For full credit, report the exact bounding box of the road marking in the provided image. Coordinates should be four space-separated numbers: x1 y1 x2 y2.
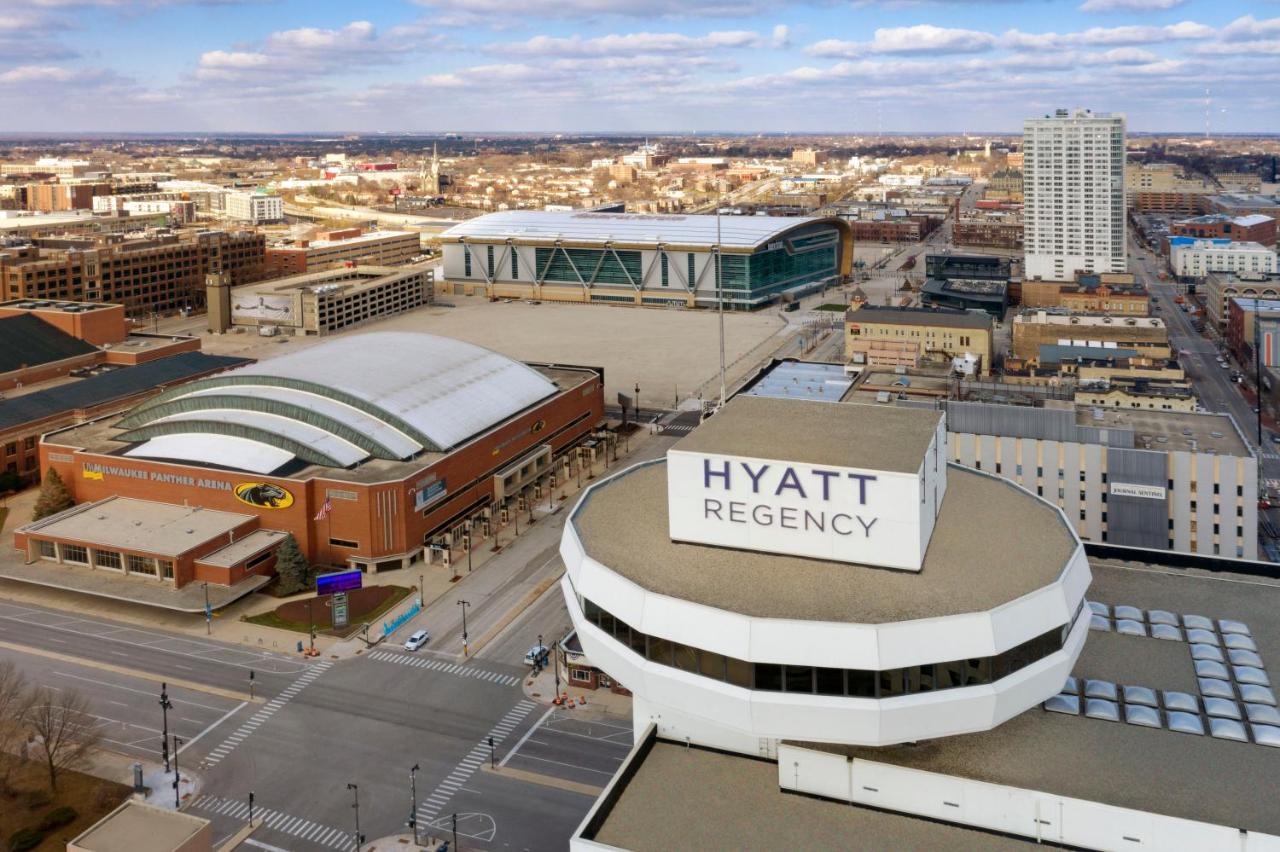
498 704 555 768
0 641 256 702
0 601 306 674
367 650 520 686
418 699 537 824
201 661 331 766
49 669 231 712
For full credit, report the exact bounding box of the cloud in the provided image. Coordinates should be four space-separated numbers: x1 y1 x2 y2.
413 0 772 22
265 20 377 52
1220 15 1280 41
808 25 997 58
1078 0 1185 12
496 30 763 57
0 65 78 83
771 24 790 49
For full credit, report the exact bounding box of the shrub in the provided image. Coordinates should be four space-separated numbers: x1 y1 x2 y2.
9 827 44 852
39 805 78 831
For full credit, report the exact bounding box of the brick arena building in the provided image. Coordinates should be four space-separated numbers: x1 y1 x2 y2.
28 332 604 585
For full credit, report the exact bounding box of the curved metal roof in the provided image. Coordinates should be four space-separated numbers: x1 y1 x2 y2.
125 434 295 474
440 211 841 250
118 332 559 471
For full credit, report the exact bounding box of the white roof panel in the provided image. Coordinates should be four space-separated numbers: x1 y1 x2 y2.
439 210 834 250
125 434 295 474
229 332 558 450
179 384 422 458
150 409 368 467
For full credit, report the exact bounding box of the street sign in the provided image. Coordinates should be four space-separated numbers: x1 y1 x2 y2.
332 592 349 629
316 569 362 596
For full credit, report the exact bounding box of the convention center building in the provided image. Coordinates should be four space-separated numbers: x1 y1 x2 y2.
19 332 604 586
438 210 853 309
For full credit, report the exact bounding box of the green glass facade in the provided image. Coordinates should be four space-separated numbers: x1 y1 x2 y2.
535 247 642 286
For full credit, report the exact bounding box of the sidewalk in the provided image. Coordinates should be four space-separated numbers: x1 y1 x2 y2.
523 662 634 718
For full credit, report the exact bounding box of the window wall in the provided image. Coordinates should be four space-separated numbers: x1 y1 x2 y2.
581 597 1073 699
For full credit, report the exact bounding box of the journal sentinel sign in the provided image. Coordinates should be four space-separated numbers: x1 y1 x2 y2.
666 450 931 572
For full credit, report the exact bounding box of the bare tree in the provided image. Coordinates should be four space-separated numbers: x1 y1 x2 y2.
26 687 100 793
0 661 33 792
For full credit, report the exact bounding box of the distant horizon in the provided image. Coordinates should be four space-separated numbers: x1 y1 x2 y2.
1 130 1277 141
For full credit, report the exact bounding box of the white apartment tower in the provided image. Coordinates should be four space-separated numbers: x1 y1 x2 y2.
1023 108 1126 281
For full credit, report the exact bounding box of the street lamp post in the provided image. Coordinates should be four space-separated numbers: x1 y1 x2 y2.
488 736 496 769
203 582 211 635
172 735 182 808
554 636 561 697
347 783 362 852
408 764 420 845
248 791 255 826
159 684 172 773
306 600 315 653
458 599 471 656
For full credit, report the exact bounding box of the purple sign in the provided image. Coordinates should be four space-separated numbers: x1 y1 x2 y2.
316 569 362 596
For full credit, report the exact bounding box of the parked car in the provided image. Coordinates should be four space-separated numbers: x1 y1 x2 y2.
524 644 550 667
405 629 430 651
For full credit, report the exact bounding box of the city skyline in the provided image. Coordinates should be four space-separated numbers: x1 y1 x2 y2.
0 0 1276 134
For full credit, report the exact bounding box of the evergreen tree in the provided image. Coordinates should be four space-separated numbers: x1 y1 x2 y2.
32 469 74 520
274 533 311 595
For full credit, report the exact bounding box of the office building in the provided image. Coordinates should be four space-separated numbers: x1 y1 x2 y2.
207 264 433 336
1171 214 1276 247
1012 311 1168 360
1169 237 1278 278
1204 271 1280 328
1226 297 1280 365
0 230 265 316
1023 109 1126 281
27 333 604 582
952 213 1023 250
919 254 1011 318
1021 274 1149 315
845 305 994 373
440 211 852 309
24 182 112 212
225 191 283 223
264 229 421 277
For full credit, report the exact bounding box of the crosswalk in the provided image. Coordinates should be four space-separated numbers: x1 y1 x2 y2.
661 423 695 436
189 795 349 850
366 650 521 686
203 660 332 766
417 699 538 825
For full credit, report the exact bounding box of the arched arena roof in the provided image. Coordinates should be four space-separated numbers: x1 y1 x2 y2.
440 210 847 251
116 332 559 473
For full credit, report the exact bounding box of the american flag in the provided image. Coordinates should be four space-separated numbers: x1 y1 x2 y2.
314 498 332 521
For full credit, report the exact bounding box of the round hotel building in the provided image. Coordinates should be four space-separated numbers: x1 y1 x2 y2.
559 395 1091 752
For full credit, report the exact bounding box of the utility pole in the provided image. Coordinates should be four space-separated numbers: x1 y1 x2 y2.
716 194 727 409
458 599 471 656
347 783 362 852
408 764 420 845
553 636 561 697
159 684 172 773
172 735 182 808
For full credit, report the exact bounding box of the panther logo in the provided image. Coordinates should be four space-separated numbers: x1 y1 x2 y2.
234 482 294 509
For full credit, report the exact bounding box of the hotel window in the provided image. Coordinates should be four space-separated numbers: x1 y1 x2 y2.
94 550 122 571
61 544 87 564
37 540 55 559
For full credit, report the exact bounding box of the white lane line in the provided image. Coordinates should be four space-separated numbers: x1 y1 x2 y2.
498 703 555 768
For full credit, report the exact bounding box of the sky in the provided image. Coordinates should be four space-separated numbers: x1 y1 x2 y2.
0 0 1277 134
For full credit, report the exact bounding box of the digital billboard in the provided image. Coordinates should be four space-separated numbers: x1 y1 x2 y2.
316 569 362 595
